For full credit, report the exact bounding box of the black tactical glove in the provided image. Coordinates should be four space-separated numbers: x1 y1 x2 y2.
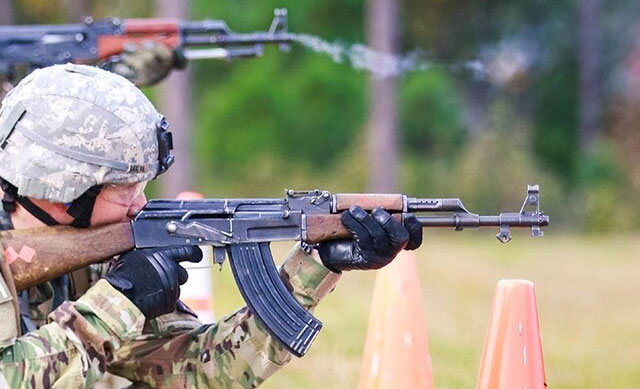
104 246 203 319
106 42 188 86
318 206 423 273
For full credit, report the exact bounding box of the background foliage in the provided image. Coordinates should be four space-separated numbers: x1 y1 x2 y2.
187 0 640 231
10 0 640 231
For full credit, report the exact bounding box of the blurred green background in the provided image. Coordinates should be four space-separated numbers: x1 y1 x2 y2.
6 0 640 387
10 0 640 231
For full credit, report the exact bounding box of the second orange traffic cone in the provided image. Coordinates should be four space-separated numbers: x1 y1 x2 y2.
476 279 547 389
358 250 434 389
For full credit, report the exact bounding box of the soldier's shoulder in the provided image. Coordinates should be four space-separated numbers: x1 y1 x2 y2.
0 250 18 349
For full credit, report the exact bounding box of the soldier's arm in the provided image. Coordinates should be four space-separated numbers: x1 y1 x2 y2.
107 244 341 388
0 280 145 388
103 42 186 87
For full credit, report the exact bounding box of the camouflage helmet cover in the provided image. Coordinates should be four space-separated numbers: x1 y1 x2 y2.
0 63 170 203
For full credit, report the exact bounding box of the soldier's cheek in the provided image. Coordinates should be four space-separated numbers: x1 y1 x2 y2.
89 201 131 226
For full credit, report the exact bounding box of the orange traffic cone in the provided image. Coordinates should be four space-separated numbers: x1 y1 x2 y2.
358 250 434 389
176 191 216 322
476 279 547 389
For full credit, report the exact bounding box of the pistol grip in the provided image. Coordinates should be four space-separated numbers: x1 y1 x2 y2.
228 243 322 357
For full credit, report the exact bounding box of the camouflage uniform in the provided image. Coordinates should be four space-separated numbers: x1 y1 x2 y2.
0 64 342 387
107 42 184 87
0 245 340 388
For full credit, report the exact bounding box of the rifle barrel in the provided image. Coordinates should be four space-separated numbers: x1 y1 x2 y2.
416 214 549 228
183 33 294 46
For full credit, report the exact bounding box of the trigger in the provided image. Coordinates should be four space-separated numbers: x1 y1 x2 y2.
213 247 226 265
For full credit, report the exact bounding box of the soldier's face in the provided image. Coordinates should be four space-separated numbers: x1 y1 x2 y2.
89 183 148 226
9 183 148 229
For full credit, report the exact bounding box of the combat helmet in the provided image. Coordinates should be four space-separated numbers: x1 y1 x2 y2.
0 63 173 227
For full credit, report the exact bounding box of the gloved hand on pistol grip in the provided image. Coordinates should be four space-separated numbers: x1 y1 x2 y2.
104 246 203 319
317 206 423 273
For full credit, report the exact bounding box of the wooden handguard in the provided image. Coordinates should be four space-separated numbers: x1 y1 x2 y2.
124 18 180 34
0 222 134 292
306 213 403 244
97 19 180 59
333 193 404 212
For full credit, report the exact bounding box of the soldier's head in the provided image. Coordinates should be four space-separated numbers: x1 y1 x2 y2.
0 64 173 228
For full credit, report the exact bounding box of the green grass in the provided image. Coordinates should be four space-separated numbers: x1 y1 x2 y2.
208 234 640 388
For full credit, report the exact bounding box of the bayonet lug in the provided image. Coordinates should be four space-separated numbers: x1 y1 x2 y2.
497 224 512 243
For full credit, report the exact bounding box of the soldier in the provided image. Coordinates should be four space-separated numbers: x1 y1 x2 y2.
0 64 422 387
0 42 184 100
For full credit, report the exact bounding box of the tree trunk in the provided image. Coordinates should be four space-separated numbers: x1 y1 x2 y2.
0 0 14 24
578 0 601 149
366 0 399 192
156 0 194 197
0 0 14 96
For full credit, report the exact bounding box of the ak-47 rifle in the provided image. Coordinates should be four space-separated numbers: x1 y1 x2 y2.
0 9 292 80
1 185 549 357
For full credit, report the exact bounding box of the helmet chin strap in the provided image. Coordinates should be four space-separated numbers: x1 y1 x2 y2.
66 185 102 228
0 177 101 228
14 196 60 226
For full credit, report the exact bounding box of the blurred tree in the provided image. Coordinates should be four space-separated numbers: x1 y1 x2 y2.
532 55 580 184
578 0 602 149
366 0 398 192
399 70 465 161
0 0 15 24
0 0 15 96
156 0 194 197
189 0 367 195
610 23 640 193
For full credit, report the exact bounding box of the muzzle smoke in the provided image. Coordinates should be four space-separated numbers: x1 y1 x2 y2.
291 33 489 80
